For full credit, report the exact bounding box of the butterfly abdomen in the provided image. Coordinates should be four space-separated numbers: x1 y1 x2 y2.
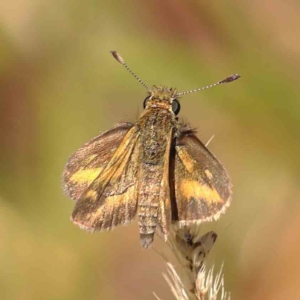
137 109 174 248
138 200 159 248
137 161 163 248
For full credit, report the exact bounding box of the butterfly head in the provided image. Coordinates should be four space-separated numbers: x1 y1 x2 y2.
143 86 181 115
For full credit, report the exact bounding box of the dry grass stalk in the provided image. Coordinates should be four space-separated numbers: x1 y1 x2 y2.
155 225 230 300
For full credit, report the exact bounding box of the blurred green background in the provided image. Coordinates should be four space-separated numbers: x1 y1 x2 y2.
1 1 300 299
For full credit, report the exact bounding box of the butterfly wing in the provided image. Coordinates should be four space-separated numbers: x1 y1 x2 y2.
173 131 232 226
155 129 173 240
63 122 134 201
70 125 140 231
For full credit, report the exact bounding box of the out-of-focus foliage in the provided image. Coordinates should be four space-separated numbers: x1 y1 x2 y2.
1 1 300 299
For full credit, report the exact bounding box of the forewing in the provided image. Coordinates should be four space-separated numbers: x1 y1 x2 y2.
174 132 232 225
71 126 140 231
63 122 134 201
156 129 173 240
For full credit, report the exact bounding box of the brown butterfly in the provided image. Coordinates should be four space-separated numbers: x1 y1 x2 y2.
63 51 240 248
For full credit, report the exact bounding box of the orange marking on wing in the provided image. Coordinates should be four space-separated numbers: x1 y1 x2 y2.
180 180 223 204
176 147 194 173
85 189 98 200
205 169 213 180
89 185 136 222
70 168 102 185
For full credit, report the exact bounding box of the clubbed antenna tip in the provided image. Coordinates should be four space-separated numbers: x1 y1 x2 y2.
111 51 125 64
176 73 241 97
110 50 151 92
219 74 241 84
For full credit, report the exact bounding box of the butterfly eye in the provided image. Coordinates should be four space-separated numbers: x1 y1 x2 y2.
143 96 150 109
172 99 181 115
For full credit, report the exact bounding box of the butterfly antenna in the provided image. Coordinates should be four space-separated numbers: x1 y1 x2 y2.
176 74 241 97
111 51 152 92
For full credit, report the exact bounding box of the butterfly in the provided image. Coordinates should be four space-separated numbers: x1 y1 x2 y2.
62 51 240 248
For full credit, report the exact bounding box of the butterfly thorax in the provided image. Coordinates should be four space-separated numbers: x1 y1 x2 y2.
138 101 176 165
138 86 178 164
